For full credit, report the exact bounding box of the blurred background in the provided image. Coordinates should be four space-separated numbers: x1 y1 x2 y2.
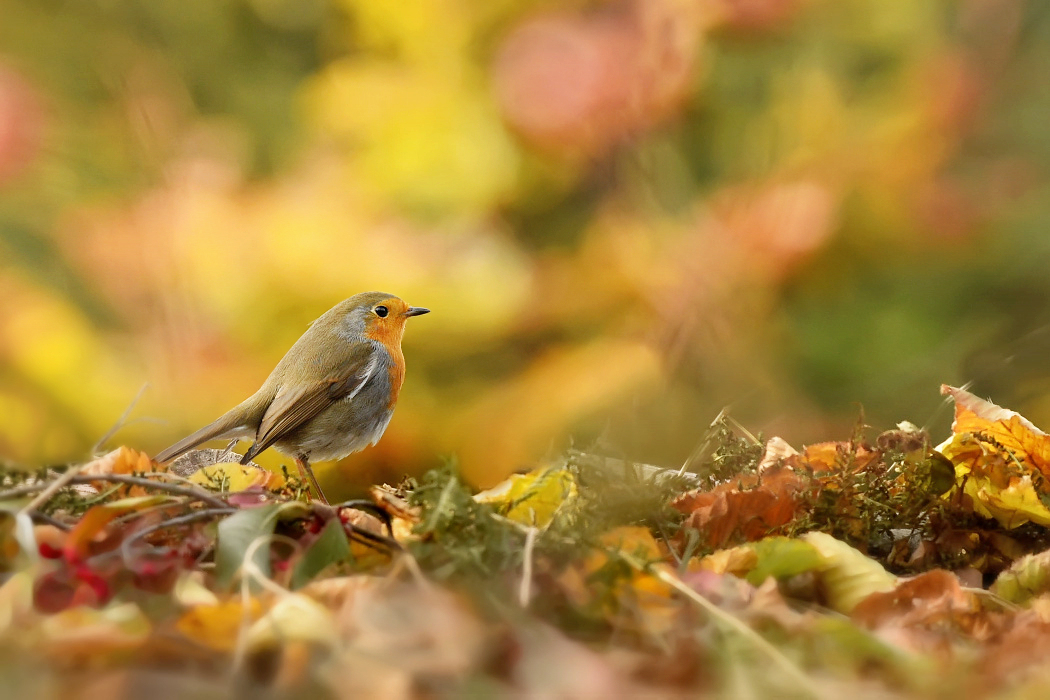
1 0 1048 495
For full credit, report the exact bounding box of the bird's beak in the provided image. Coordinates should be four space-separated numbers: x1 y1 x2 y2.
403 306 430 317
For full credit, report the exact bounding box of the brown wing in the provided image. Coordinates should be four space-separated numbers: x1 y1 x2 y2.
240 356 377 463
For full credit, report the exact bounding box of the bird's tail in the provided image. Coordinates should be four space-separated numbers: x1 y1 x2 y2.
154 409 249 464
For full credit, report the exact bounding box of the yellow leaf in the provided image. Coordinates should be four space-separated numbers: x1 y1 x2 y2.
939 385 1050 528
598 526 665 561
189 462 286 492
474 466 577 528
246 594 338 649
695 545 758 576
175 599 263 652
803 532 897 614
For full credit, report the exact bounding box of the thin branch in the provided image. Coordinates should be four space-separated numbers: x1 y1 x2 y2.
120 507 236 563
93 383 150 454
28 511 72 531
519 526 537 608
0 474 230 510
344 522 402 552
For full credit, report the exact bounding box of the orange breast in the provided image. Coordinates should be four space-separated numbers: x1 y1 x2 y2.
365 321 406 409
385 345 405 409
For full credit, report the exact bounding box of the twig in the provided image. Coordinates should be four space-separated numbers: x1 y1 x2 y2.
93 383 150 453
28 511 72 532
0 474 230 510
622 554 825 700
343 522 402 552
519 526 537 608
964 586 1021 612
120 507 236 563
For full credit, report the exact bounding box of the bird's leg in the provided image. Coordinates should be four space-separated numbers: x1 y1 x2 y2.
295 455 328 505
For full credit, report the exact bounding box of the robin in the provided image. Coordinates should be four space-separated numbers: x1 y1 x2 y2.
154 291 430 503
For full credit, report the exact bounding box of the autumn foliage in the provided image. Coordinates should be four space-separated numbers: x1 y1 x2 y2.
0 386 1050 695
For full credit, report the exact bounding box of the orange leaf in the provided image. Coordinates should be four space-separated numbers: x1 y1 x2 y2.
63 497 169 562
81 446 166 497
673 464 806 549
940 385 1050 527
851 569 998 647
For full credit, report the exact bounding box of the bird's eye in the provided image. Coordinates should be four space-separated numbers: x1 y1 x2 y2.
373 305 389 318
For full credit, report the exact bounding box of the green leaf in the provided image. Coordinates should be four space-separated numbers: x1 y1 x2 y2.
215 504 282 591
802 532 897 614
291 519 351 590
991 549 1050 605
745 536 824 586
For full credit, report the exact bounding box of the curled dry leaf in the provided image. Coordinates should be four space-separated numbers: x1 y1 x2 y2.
939 385 1050 528
81 446 156 479
369 485 421 543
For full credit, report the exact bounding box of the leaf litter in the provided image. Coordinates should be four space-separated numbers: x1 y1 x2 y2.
6 386 1050 696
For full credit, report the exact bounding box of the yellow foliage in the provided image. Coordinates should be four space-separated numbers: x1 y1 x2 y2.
176 598 264 652
474 465 577 528
940 386 1050 528
190 462 287 493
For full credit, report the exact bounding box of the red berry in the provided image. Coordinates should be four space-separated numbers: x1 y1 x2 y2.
38 542 62 559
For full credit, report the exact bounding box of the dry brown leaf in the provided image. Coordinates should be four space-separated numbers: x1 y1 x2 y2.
852 569 1003 650
673 464 807 549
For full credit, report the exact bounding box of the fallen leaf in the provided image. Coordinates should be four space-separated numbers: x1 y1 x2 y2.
746 536 826 587
474 465 577 529
852 569 1000 649
803 531 897 614
175 598 263 652
63 496 172 563
291 518 351 590
246 593 338 648
991 549 1050 605
673 464 806 548
939 385 1050 528
82 447 163 496
189 462 286 492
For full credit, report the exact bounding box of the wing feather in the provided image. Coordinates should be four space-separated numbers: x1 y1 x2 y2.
240 354 378 463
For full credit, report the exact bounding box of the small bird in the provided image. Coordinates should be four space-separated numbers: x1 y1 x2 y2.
154 292 430 503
